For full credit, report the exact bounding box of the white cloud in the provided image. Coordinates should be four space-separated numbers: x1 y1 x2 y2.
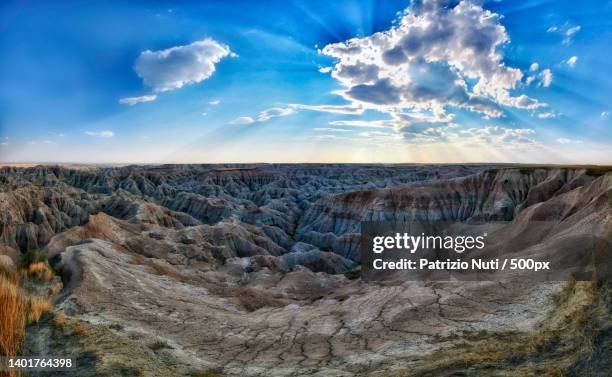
555 138 582 145
537 111 556 119
539 69 553 87
565 56 578 68
314 134 342 141
453 126 538 148
509 94 547 110
134 38 231 92
318 67 332 73
525 76 536 85
313 128 351 132
256 107 294 121
289 103 365 115
84 130 114 138
209 100 220 105
529 62 539 72
547 24 580 44
566 25 581 37
601 111 610 118
27 140 57 145
119 94 157 106
316 0 544 120
230 107 295 125
329 120 394 129
396 123 539 147
0 142 8 146
228 117 255 125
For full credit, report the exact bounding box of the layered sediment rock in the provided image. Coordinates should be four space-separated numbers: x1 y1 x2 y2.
0 164 609 376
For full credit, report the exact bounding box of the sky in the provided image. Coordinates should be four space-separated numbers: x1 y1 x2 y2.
0 0 611 164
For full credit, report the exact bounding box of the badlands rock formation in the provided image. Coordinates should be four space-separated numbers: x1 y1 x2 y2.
0 164 610 376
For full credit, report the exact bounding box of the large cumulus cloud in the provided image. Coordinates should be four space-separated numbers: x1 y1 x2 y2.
319 0 544 118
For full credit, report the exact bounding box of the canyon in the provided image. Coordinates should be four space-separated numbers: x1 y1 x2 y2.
0 164 610 376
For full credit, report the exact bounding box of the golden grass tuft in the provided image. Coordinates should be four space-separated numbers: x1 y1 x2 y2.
0 276 27 357
0 260 54 370
0 260 19 284
27 297 52 323
25 261 54 281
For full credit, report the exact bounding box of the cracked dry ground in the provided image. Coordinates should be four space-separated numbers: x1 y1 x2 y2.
1 164 610 376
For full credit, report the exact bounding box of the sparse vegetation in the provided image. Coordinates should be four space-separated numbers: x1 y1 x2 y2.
0 275 27 358
148 340 172 351
190 368 224 377
375 281 611 377
18 249 47 268
25 261 54 281
0 254 54 374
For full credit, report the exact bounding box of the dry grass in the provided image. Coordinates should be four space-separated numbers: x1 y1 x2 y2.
377 281 610 377
27 297 52 323
25 262 54 281
191 369 224 377
0 260 53 368
0 276 27 357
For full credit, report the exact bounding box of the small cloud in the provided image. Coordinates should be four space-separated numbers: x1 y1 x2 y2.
525 76 536 85
566 25 581 37
84 130 114 138
314 134 339 140
556 137 582 145
0 142 8 146
134 38 231 93
256 107 294 122
201 112 208 116
548 24 581 44
230 107 295 125
601 111 610 118
318 67 332 73
565 56 578 68
119 95 157 106
539 69 553 87
529 62 539 72
208 100 220 105
537 112 556 119
228 116 255 125
314 128 351 132
563 25 581 44
289 103 365 115
27 140 57 145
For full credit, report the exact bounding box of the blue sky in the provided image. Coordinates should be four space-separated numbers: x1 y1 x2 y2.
0 0 611 163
